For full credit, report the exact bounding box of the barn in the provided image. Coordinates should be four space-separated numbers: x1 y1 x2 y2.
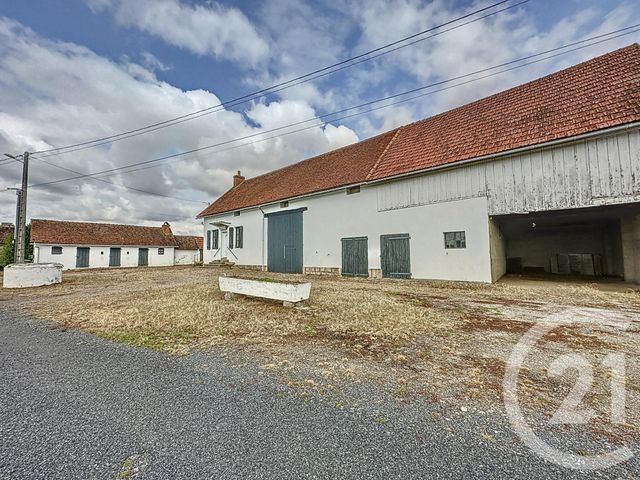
31 219 202 270
197 45 640 284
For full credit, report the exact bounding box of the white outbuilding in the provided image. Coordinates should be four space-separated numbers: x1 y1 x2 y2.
197 45 640 284
31 219 202 270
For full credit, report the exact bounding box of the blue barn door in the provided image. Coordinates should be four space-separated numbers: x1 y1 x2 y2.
341 237 368 277
109 247 121 267
267 209 304 273
380 234 411 278
138 248 149 266
76 247 90 268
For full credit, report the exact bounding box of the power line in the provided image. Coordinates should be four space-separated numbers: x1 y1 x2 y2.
32 1 530 160
0 156 23 166
31 0 518 157
33 156 208 204
28 26 640 190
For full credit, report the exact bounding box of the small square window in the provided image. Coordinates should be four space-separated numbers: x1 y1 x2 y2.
51 246 62 255
158 248 165 255
346 185 360 195
280 201 289 208
444 231 466 249
234 211 240 217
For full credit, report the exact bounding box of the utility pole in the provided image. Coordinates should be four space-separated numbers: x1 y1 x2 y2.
15 152 29 263
14 189 22 257
5 152 29 263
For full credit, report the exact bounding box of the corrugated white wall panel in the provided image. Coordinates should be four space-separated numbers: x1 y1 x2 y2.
377 127 640 215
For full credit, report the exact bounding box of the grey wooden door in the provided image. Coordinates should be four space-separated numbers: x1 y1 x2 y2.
76 247 90 268
341 237 368 277
109 247 121 267
380 234 411 278
267 210 303 273
138 248 149 266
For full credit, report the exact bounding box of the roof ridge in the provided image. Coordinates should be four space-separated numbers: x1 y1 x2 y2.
366 128 402 181
31 218 164 229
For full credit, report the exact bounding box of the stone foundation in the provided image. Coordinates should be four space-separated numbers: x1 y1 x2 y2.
304 266 341 276
368 268 383 279
234 265 267 271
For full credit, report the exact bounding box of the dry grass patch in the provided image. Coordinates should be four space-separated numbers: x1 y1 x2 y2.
2 266 639 440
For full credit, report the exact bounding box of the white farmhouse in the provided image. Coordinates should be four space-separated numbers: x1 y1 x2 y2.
198 45 640 284
31 219 202 270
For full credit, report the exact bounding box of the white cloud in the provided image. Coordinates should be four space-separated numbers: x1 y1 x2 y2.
0 17 358 234
140 51 172 72
344 0 640 132
87 0 270 67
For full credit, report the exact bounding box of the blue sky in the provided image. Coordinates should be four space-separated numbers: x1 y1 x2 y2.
0 0 638 233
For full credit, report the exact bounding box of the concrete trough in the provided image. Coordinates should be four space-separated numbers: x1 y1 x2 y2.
3 263 63 289
219 276 311 307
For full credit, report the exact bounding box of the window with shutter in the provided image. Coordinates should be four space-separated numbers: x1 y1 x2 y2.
235 226 243 248
212 230 219 249
206 231 211 250
228 227 234 249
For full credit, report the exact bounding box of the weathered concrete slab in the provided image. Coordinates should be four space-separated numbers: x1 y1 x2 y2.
219 276 310 306
3 263 63 289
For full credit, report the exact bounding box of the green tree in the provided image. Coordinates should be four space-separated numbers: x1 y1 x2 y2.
0 231 14 268
0 224 32 267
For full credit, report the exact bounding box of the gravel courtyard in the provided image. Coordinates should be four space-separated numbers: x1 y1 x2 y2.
1 266 639 478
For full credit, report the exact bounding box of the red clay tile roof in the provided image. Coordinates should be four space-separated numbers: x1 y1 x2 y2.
31 219 179 247
368 44 640 180
174 235 203 250
198 44 640 217
197 129 399 217
0 224 13 244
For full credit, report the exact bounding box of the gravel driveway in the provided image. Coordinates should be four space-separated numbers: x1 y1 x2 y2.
0 310 637 479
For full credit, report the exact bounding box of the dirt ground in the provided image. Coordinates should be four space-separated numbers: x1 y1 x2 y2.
2 266 639 442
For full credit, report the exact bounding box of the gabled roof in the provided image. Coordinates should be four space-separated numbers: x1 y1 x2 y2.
198 44 640 218
31 219 179 247
174 235 203 250
197 130 398 217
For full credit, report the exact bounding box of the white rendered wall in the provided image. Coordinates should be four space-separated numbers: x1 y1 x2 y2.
175 249 200 265
203 184 492 282
35 245 175 270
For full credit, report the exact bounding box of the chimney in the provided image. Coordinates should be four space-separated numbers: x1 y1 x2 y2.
233 170 245 188
161 222 172 236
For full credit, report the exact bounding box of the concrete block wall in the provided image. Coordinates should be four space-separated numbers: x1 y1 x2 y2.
3 263 63 288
